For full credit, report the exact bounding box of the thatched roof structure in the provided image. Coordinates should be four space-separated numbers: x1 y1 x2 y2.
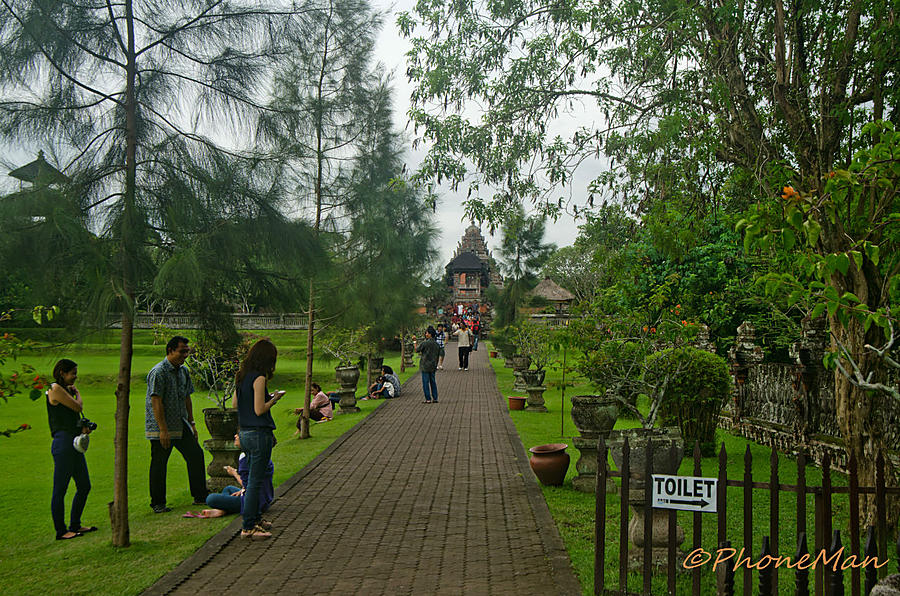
529 277 575 303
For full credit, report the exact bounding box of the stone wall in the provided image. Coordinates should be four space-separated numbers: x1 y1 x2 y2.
721 318 899 473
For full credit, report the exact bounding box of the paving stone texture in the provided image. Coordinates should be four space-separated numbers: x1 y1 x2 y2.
145 347 581 595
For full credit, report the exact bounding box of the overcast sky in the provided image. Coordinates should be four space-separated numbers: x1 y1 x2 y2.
372 0 586 269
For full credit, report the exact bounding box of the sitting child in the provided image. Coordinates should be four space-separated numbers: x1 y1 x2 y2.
368 375 395 399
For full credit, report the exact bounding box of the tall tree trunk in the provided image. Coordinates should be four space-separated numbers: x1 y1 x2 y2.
831 310 896 524
301 282 314 439
110 0 137 547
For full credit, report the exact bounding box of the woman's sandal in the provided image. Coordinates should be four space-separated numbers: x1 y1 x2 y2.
74 526 97 533
240 524 272 540
56 531 83 540
259 519 273 530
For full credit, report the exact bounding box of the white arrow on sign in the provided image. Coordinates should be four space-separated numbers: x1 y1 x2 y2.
651 474 718 513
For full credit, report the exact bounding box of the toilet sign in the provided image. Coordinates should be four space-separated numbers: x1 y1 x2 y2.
651 474 717 513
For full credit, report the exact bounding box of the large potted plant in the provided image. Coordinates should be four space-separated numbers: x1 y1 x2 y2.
515 321 555 411
320 326 366 414
187 337 245 492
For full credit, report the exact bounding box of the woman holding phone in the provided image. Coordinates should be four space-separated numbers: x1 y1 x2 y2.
233 339 284 539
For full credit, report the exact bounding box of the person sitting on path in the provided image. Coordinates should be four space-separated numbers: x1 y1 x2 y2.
453 322 473 370
381 365 401 397
413 326 440 404
47 359 97 540
294 383 333 433
192 433 275 519
367 375 396 399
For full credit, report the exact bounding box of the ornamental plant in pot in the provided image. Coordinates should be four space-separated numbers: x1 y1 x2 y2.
516 321 557 411
320 325 367 414
188 334 252 491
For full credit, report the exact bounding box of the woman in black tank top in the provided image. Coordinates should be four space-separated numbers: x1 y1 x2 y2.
47 359 95 540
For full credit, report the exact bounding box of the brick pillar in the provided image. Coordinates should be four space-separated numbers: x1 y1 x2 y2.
727 321 764 422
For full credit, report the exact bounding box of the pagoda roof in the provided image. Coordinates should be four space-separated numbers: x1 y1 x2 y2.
529 277 575 302
447 251 484 271
8 151 68 185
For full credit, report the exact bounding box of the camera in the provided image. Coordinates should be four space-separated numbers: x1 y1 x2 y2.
81 418 98 432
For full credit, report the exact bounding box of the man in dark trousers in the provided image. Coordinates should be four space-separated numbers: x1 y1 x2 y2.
145 336 207 513
414 326 441 404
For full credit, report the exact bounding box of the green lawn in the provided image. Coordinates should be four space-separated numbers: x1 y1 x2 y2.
0 332 413 595
486 342 862 595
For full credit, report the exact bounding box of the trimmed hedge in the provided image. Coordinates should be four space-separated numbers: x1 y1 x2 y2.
646 346 731 455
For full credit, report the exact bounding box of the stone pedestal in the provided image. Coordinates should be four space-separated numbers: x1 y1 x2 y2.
204 439 240 492
627 505 686 570
572 435 616 493
336 388 360 414
335 365 361 414
525 385 548 412
608 427 686 569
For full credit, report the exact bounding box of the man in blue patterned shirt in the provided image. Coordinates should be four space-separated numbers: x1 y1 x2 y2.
145 336 207 513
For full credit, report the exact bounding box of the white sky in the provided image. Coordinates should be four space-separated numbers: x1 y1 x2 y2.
372 0 587 268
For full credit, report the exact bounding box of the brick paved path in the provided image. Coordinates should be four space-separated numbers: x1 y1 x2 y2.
145 347 581 595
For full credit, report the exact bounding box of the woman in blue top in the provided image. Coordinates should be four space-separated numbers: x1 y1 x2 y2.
233 339 284 539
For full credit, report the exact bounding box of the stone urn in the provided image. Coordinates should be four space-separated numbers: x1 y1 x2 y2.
608 427 685 569
512 355 531 390
522 368 546 387
203 407 240 492
525 384 548 412
528 443 570 486
570 394 620 493
334 365 361 414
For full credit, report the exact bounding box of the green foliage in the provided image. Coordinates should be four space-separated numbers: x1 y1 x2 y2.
514 320 557 371
0 308 55 408
646 347 731 455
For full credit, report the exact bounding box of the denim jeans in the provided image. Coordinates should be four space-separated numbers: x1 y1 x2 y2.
421 371 438 402
149 420 207 507
238 427 274 530
206 486 242 514
51 431 91 537
472 335 479 350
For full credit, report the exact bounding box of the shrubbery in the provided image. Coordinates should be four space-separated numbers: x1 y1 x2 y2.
646 346 731 455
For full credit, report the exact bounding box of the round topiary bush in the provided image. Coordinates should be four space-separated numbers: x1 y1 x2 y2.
645 346 731 456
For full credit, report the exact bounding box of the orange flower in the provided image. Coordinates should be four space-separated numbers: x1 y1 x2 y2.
643 326 648 332
781 186 799 200
650 327 656 334
682 320 688 325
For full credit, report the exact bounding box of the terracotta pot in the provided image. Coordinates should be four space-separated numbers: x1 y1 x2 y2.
528 443 570 486
508 396 526 410
490 350 498 358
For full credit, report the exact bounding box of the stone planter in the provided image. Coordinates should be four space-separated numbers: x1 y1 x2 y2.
202 407 240 492
528 443 570 486
334 365 361 414
522 368 546 387
570 394 620 493
503 355 515 368
508 396 526 410
608 427 685 569
512 355 531 391
525 385 548 412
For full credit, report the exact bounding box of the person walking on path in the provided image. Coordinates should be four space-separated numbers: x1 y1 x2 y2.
47 359 97 540
454 322 473 370
146 336 207 513
435 323 447 369
414 326 440 403
234 338 285 539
